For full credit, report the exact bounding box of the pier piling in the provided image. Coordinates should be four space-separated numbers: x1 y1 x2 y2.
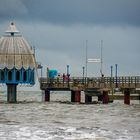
102 91 109 104
71 90 81 103
85 95 92 103
124 89 130 105
44 90 50 102
7 84 17 103
98 95 103 102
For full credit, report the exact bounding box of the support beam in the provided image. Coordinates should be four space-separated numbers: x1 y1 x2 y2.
7 84 17 103
85 94 92 103
102 91 109 104
124 89 130 105
45 90 50 102
71 90 81 103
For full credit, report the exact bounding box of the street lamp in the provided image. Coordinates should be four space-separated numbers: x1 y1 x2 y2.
110 65 114 100
67 65 69 76
66 65 70 87
115 64 118 88
111 65 113 78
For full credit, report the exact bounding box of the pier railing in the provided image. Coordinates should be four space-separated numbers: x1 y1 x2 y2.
39 76 140 90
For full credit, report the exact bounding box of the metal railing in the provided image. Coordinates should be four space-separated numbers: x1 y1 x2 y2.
39 76 140 90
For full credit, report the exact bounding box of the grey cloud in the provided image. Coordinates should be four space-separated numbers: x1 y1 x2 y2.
0 0 139 76
0 0 28 21
22 0 140 26
20 22 139 76
0 0 140 26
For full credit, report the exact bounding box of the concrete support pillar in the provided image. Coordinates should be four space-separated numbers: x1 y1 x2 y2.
85 94 92 103
7 84 17 103
98 95 103 102
124 89 130 105
71 90 81 103
71 90 75 102
102 91 109 104
45 90 50 102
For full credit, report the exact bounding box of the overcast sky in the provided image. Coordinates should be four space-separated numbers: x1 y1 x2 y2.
0 0 140 90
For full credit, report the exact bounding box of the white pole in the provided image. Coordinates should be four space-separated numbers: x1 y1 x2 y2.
100 40 103 76
85 40 88 79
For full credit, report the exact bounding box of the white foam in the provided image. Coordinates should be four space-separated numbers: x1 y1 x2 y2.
65 127 77 132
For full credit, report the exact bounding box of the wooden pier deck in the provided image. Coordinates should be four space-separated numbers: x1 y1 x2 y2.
40 76 140 90
39 76 140 104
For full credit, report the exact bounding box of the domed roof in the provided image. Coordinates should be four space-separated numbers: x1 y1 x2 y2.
0 22 36 69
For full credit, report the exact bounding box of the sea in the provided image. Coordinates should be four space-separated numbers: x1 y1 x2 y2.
0 91 140 140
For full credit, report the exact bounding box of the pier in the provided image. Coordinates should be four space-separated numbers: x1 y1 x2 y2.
40 76 140 104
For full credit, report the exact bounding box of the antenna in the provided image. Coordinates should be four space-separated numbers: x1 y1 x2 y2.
85 40 88 79
100 40 103 76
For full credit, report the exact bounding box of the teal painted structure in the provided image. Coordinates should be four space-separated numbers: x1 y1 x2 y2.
48 70 57 78
0 68 35 85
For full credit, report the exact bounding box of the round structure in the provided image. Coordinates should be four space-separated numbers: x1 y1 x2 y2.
0 22 36 102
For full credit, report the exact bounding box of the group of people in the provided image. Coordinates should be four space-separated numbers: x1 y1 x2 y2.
57 73 70 82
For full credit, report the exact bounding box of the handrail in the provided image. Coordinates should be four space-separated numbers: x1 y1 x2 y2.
39 76 140 89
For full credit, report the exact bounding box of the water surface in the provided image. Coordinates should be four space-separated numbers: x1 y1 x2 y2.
0 91 140 140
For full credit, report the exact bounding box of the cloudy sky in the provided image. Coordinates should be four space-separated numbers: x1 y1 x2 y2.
0 0 140 88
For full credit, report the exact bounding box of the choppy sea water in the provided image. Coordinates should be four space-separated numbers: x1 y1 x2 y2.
0 91 140 140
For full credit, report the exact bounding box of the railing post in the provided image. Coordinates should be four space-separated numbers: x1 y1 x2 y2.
128 77 130 88
135 77 137 88
122 77 124 88
118 77 121 86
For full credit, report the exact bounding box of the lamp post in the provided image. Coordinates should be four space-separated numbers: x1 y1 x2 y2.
82 66 85 84
67 65 70 87
111 65 113 78
110 65 114 101
115 64 118 88
100 40 103 76
85 40 88 84
67 65 69 75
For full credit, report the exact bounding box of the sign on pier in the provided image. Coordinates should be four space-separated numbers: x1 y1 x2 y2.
87 58 101 63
